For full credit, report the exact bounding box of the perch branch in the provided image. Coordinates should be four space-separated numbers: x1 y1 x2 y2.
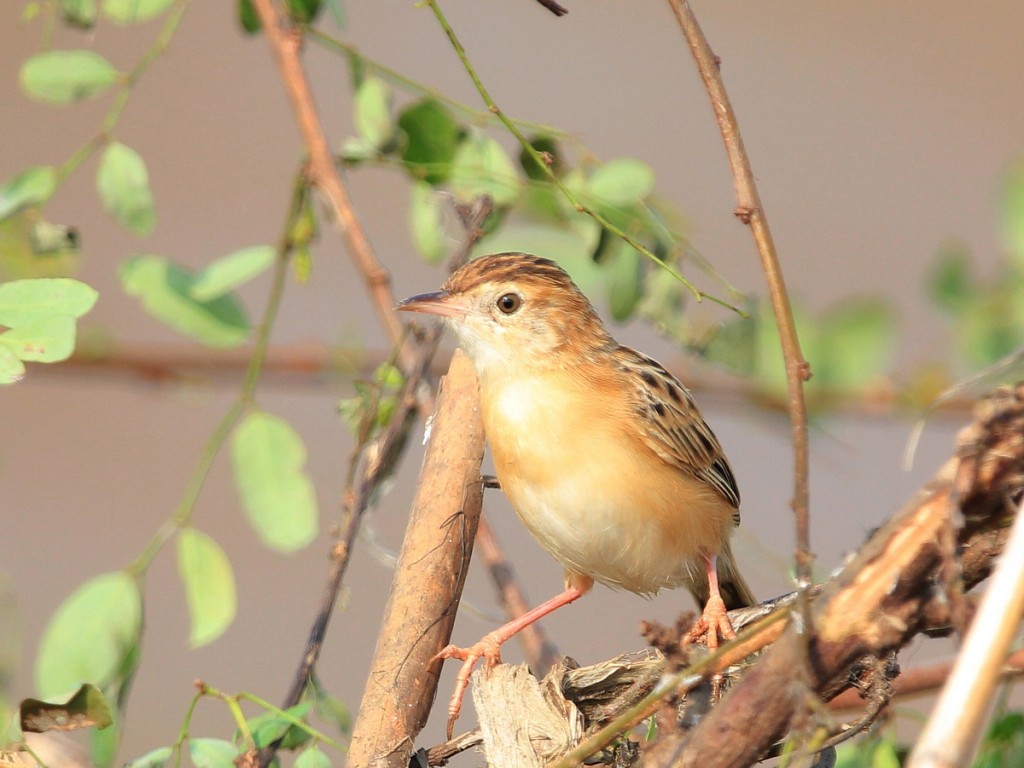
346 351 486 767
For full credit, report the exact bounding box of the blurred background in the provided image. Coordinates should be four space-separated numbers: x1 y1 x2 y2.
2 0 1023 762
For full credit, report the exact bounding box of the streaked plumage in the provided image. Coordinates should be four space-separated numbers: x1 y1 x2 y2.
398 251 754 733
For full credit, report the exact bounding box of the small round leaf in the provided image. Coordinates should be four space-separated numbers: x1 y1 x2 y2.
20 50 118 104
177 528 237 647
97 142 156 236
231 411 319 552
35 572 142 698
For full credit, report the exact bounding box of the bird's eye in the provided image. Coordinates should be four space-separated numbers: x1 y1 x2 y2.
496 293 522 314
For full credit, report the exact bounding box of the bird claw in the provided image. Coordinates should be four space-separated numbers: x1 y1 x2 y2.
683 594 736 651
434 633 504 739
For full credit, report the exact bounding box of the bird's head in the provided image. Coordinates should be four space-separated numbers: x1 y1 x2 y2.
398 252 613 378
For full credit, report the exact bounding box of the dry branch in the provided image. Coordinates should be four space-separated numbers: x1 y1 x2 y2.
347 352 486 767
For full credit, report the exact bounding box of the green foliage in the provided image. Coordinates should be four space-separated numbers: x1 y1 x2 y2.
61 0 99 29
35 571 142 698
702 297 896 404
231 411 320 553
450 129 520 206
975 711 1024 768
337 362 406 438
102 0 175 24
120 255 252 347
20 50 119 104
295 746 332 768
246 702 312 750
0 166 57 221
409 181 446 263
97 141 157 236
834 736 903 768
397 98 462 185
189 246 275 302
176 528 237 648
0 277 98 383
188 737 240 768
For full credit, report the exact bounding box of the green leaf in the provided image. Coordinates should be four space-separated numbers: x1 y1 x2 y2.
35 572 142 698
20 50 118 104
354 77 393 150
814 299 895 389
61 0 98 28
124 746 173 768
177 528 237 647
90 710 119 768
0 315 77 362
247 702 312 749
237 0 260 34
97 142 156 236
295 747 332 768
956 291 1024 368
587 158 654 206
287 0 321 24
450 131 519 206
189 738 239 768
606 243 643 322
0 166 57 221
0 278 98 327
409 181 446 263
0 345 26 384
232 411 319 552
397 99 461 185
519 135 563 181
870 739 901 768
19 682 113 733
189 246 275 302
929 243 974 312
101 0 174 23
120 255 251 347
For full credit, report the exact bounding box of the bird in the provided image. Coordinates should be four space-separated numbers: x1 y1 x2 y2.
397 252 754 735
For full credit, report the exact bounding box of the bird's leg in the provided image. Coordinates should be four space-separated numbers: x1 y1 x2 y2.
684 553 737 650
434 584 584 737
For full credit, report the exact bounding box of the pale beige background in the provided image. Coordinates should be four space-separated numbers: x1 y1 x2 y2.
2 1 1022 762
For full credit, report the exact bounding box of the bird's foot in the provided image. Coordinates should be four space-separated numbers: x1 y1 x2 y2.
683 593 736 651
434 632 504 738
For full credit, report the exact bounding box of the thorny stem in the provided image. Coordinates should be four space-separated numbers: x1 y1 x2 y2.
667 0 813 636
423 0 745 316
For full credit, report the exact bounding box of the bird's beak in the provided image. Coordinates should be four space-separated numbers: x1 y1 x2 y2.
396 290 469 319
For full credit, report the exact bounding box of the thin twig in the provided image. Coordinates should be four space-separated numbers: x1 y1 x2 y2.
667 0 813 647
249 0 408 366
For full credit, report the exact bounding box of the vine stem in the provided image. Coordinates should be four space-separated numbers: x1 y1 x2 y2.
422 0 744 315
57 0 190 185
667 0 813 620
127 173 306 576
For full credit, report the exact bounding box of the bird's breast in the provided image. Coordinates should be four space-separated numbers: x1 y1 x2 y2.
479 372 733 595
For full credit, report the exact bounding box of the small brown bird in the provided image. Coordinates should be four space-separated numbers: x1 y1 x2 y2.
399 252 754 733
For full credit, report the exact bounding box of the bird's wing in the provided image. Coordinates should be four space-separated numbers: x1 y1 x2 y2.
617 347 741 522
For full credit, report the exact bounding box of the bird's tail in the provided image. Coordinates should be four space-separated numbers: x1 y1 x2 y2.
688 541 755 610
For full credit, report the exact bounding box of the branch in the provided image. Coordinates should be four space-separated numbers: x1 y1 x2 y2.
667 0 813 621
249 0 407 364
347 351 486 767
658 383 1024 767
